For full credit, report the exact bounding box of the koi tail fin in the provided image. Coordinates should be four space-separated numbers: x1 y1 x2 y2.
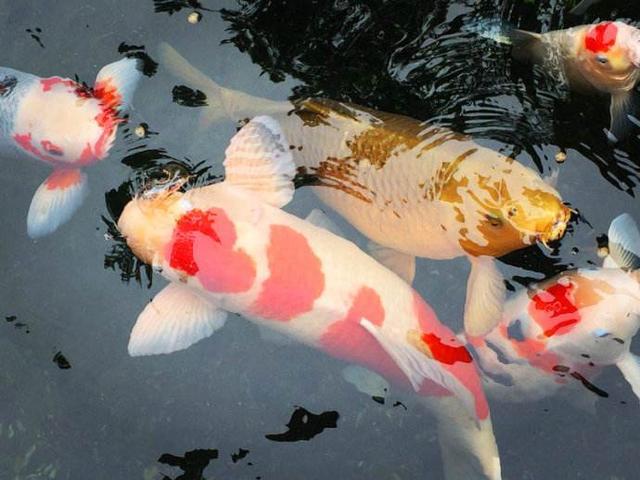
157 42 288 127
425 396 502 480
465 20 546 65
27 169 88 238
94 57 143 114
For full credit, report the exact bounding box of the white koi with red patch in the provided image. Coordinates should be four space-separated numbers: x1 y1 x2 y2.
467 214 640 404
118 116 502 480
0 58 142 237
489 21 640 140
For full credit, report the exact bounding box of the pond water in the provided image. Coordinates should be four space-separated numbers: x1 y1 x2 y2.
1 0 640 479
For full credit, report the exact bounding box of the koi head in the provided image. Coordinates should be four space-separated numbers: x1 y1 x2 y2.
449 157 570 257
0 67 34 136
577 22 640 92
118 173 190 264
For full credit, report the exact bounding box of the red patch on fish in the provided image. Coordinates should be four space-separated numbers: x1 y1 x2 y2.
41 140 64 156
250 225 324 321
45 169 82 190
413 292 488 419
529 282 580 337
36 76 121 164
585 22 618 53
421 333 473 365
13 132 61 163
320 286 412 384
168 208 256 293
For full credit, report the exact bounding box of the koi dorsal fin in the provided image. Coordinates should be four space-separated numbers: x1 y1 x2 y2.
94 57 142 113
223 115 295 208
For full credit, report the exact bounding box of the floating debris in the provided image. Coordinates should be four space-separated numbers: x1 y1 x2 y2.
555 151 567 163
52 351 71 370
187 10 202 24
134 123 149 138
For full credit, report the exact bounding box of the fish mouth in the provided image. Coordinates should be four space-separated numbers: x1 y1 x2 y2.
536 209 571 249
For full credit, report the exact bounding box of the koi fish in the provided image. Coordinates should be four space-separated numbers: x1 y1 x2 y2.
488 21 640 141
468 213 640 406
155 42 571 337
118 116 501 480
0 58 142 238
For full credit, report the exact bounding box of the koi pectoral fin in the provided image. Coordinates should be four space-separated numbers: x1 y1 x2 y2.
341 365 390 401
27 169 88 238
128 283 227 357
607 213 640 270
608 92 640 143
464 256 505 337
617 353 640 402
359 319 476 418
366 242 416 284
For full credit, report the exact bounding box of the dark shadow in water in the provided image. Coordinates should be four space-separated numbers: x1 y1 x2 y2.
118 43 159 77
220 0 640 194
265 407 339 443
158 449 218 480
230 448 249 463
173 85 209 107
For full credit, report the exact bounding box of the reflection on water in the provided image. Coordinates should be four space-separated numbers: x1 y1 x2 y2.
1 0 640 479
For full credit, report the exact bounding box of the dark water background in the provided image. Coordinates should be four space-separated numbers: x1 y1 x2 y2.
1 0 640 478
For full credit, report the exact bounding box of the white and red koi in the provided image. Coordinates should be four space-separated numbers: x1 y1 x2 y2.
492 21 640 140
467 214 640 405
118 116 501 480
0 58 142 237
156 43 571 338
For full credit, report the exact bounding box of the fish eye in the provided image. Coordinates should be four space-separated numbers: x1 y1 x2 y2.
485 213 503 228
0 75 17 96
595 54 609 65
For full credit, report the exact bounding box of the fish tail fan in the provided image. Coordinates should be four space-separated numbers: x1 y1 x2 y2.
423 396 502 480
157 42 289 126
94 57 143 113
27 169 88 238
462 19 514 46
464 20 545 64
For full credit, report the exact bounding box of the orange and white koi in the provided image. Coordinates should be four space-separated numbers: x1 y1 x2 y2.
492 21 640 140
467 214 640 405
156 43 571 338
118 116 501 480
0 58 142 237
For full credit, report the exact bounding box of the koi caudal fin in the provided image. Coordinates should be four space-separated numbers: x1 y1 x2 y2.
27 169 88 238
157 42 288 127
